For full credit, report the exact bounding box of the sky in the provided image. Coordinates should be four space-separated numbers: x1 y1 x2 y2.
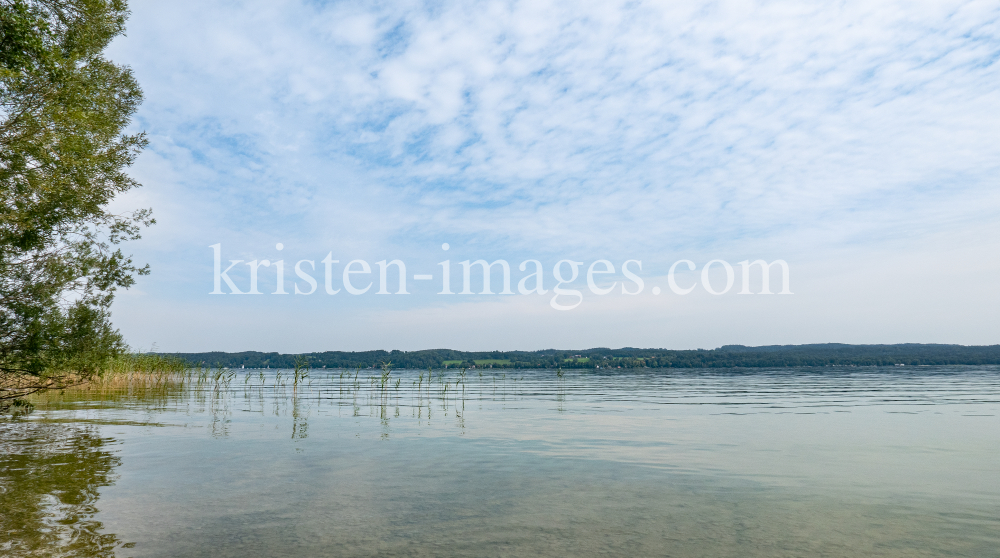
106 0 1000 353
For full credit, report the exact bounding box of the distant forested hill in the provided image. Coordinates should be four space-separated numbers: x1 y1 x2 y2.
169 344 1000 370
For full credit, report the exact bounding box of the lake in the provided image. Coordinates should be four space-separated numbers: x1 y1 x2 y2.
3 366 999 557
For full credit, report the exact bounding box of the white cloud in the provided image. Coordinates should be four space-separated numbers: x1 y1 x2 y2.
107 0 1000 350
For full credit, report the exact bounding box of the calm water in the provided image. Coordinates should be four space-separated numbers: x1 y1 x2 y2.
3 366 999 557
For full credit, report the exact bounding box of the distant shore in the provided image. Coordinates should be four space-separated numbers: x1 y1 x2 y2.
167 343 1000 370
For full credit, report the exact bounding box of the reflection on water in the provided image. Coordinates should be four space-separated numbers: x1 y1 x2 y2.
3 366 1000 557
0 422 125 557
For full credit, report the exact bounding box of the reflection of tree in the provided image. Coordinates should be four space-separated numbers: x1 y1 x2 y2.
0 422 123 557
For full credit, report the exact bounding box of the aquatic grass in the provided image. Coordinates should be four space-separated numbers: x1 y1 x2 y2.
293 356 310 390
30 364 495 436
23 353 191 410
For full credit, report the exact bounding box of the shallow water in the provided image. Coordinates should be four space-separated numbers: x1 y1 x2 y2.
3 366 999 557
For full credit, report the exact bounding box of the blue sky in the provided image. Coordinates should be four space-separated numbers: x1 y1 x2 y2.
107 0 1000 352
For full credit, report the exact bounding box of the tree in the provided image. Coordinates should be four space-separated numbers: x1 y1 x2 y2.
1 0 148 401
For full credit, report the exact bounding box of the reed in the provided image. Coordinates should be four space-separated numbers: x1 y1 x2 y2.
293 356 310 389
20 352 190 409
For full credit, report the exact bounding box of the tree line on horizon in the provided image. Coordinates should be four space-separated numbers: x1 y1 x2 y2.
169 344 1000 370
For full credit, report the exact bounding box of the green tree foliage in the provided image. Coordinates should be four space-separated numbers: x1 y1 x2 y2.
171 344 1000 371
1 0 147 399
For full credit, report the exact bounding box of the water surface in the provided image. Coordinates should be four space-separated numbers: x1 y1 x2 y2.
3 366 999 557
